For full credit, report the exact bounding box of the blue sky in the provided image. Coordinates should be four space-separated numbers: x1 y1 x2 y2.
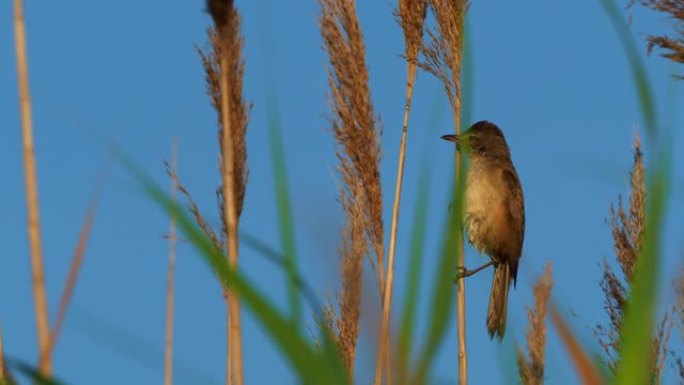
0 0 683 384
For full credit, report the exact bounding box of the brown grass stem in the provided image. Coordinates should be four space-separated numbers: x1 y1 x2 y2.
376 3 428 383
164 142 178 385
220 47 244 385
41 174 103 368
13 0 51 376
419 1 469 382
375 62 415 385
206 2 249 384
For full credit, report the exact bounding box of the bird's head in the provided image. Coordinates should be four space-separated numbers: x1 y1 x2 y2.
441 121 510 159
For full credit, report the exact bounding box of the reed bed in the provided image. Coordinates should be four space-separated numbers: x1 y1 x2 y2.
5 0 684 384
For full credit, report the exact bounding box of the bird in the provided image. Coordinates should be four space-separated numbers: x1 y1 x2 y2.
441 120 525 341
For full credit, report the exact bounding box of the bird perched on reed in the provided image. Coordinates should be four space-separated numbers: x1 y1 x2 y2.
442 120 525 341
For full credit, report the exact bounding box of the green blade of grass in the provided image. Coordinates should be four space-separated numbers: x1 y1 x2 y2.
266 94 302 327
411 160 465 384
6 359 65 385
615 154 671 385
599 0 658 136
117 151 348 385
396 164 431 385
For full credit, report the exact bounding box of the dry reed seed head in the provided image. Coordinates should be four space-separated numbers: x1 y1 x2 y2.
207 0 235 32
609 135 645 282
640 0 684 77
331 179 366 374
398 0 428 63
319 0 385 288
199 23 250 221
164 162 223 249
419 0 469 118
517 263 553 385
595 134 673 380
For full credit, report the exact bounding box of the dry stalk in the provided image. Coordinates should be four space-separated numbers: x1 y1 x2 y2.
638 0 684 78
516 263 553 385
164 143 178 385
377 1 428 383
420 1 469 383
594 135 672 380
206 1 250 384
13 0 51 376
318 0 384 377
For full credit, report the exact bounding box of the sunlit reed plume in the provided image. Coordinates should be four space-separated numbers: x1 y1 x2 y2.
595 135 672 381
205 1 250 384
516 263 553 385
318 0 384 375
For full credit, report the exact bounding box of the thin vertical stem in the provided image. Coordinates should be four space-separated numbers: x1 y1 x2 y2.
219 53 244 385
452 10 468 382
454 94 467 385
374 62 418 385
13 0 51 376
164 142 178 385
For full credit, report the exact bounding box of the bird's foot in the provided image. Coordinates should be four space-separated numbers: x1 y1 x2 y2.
453 260 495 283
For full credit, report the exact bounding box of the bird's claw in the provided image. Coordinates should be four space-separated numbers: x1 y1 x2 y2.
453 266 470 282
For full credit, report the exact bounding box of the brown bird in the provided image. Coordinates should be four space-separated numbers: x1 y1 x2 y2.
442 121 525 341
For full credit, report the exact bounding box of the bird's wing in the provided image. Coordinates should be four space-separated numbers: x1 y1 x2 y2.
501 168 525 239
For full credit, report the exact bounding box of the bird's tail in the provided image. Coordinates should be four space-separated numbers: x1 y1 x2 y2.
487 262 511 341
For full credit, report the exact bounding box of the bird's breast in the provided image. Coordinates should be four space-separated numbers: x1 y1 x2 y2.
463 161 509 255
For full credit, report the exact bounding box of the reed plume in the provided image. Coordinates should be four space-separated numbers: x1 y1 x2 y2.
516 263 553 385
420 1 469 382
595 135 671 381
638 0 684 78
205 1 250 384
318 0 384 376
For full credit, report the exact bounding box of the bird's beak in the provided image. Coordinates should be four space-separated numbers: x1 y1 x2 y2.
441 134 459 143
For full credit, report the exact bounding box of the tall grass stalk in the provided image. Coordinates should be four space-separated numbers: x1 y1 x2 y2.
206 1 250 384
164 143 178 385
419 1 469 381
377 1 428 383
13 0 51 376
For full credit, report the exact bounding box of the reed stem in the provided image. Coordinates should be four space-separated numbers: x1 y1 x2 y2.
13 0 51 376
